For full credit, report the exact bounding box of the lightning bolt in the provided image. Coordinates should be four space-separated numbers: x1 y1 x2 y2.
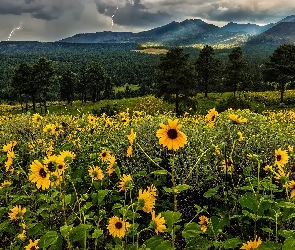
111 7 119 30
7 22 22 41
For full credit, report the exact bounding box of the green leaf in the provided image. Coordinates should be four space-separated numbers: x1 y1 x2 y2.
97 190 109 205
39 231 59 248
69 224 92 242
239 192 257 212
151 170 168 175
65 194 72 205
60 225 72 238
154 241 172 250
223 237 242 249
182 222 202 239
258 240 282 250
174 184 191 193
163 187 173 193
210 216 228 234
283 237 295 250
279 230 295 238
161 211 182 229
203 186 219 198
145 235 165 249
262 227 273 234
91 229 103 239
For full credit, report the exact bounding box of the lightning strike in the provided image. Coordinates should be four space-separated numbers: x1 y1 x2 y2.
7 22 22 41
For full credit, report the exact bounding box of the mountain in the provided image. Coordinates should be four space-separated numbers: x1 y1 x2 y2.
59 15 295 48
221 22 274 35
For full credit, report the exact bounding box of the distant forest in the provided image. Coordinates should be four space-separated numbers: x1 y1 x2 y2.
0 41 291 106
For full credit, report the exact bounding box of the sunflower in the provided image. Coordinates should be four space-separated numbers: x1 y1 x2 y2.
100 149 111 161
107 216 130 238
58 150 76 164
118 174 133 191
2 140 17 152
88 166 104 181
213 145 221 155
87 115 97 125
237 131 243 141
275 148 289 167
28 160 50 190
8 205 26 220
18 229 26 241
205 108 218 127
25 239 40 250
228 114 247 124
55 156 67 174
43 124 57 135
0 180 12 189
49 171 63 187
138 185 157 213
151 211 166 234
32 113 43 124
198 215 209 232
156 119 187 151
222 159 234 172
126 145 133 157
273 165 290 182
127 128 136 145
43 155 58 173
240 236 262 250
107 156 116 175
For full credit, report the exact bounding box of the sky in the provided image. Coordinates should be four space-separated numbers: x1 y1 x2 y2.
0 0 294 42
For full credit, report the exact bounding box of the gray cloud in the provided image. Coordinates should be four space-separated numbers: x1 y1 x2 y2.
94 0 172 26
0 0 84 20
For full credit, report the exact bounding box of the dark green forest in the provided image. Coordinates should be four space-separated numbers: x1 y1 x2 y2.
0 41 294 112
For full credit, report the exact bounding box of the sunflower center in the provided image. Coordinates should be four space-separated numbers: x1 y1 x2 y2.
30 246 36 250
228 160 233 167
58 164 64 170
211 115 215 121
276 155 282 162
39 168 47 178
102 152 107 157
115 222 123 229
47 162 55 172
167 129 178 139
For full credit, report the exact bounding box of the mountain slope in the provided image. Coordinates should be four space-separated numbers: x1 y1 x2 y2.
221 22 274 34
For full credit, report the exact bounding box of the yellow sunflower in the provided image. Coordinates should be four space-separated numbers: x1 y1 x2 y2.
198 215 209 232
2 140 17 152
240 236 262 250
228 114 247 124
43 155 58 173
0 180 12 189
275 148 289 167
107 156 116 175
138 185 157 213
151 211 166 234
87 115 97 125
58 150 76 164
273 165 290 182
107 216 130 238
8 205 26 220
25 239 40 250
32 113 43 124
43 124 57 135
286 180 295 198
222 159 234 172
127 128 136 145
118 174 133 191
100 149 111 161
49 171 63 187
156 119 187 151
237 131 243 141
205 108 218 127
28 160 50 190
126 145 133 157
88 166 104 181
18 229 26 241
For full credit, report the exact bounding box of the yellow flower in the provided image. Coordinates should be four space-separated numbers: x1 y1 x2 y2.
49 171 63 187
205 108 218 127
273 165 290 182
17 229 26 241
127 129 136 145
151 211 166 234
100 149 111 161
275 148 289 167
5 157 13 172
126 145 133 157
58 150 76 164
7 150 15 159
288 145 293 152
198 215 209 232
240 236 262 250
28 160 50 190
213 145 221 155
46 145 54 156
286 180 295 198
118 174 133 191
25 239 40 250
228 114 247 124
138 185 157 213
0 180 12 189
2 140 17 152
222 159 234 172
237 131 243 141
88 166 104 181
87 115 97 124
107 156 116 175
263 165 272 171
32 113 43 124
107 216 130 238
43 124 57 135
8 205 26 220
156 119 187 151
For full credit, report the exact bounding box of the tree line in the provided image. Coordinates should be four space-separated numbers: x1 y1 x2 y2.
6 44 295 114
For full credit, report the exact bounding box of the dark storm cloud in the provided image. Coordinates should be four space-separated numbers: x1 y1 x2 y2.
0 0 84 20
94 0 172 26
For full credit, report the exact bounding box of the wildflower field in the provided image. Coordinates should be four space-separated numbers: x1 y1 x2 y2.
2 108 295 250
